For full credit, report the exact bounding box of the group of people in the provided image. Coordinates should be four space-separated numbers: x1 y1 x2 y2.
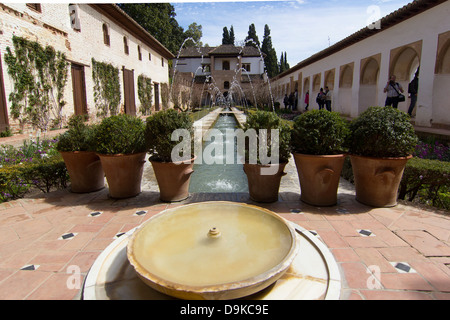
384 69 419 116
283 89 299 110
281 69 419 116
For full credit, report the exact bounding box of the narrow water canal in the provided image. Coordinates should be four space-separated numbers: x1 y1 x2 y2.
189 113 248 193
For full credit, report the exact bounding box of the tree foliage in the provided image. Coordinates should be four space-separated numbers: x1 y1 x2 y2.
261 25 278 78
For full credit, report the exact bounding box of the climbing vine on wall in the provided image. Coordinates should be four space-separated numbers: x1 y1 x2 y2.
137 74 153 115
91 58 121 118
4 35 69 130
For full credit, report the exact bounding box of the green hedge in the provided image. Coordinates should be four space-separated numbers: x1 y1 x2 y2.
0 154 69 201
342 156 450 210
399 157 450 210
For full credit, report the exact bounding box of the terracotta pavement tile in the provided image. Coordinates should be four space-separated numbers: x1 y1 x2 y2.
60 232 96 251
378 246 428 262
340 262 372 290
409 261 450 292
26 272 82 300
83 238 114 252
11 216 54 238
0 270 52 300
370 229 410 247
317 230 349 248
0 248 39 269
344 235 389 248
0 269 15 282
395 230 450 257
329 220 360 237
69 224 104 233
433 292 450 300
30 250 78 272
370 208 404 228
380 273 434 291
67 251 101 273
0 209 31 226
354 248 397 273
295 220 333 231
0 226 19 244
331 248 361 263
95 223 125 239
361 289 434 300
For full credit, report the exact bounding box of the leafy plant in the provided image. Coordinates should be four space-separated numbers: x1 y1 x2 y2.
93 114 145 155
137 74 153 115
4 35 69 130
92 58 121 118
243 110 291 164
145 109 194 162
399 157 450 210
291 110 349 155
348 106 418 158
56 115 96 152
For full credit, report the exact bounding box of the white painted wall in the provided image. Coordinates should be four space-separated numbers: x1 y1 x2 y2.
0 3 171 132
272 1 450 127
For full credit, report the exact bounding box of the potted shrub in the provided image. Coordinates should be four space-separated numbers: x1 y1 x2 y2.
243 111 291 203
145 109 195 202
93 114 146 199
291 110 349 206
56 115 104 193
348 106 418 207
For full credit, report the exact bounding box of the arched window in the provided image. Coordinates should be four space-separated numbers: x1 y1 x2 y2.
102 23 110 46
224 81 230 90
123 37 129 55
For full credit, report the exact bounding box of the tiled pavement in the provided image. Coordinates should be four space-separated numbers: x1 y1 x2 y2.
0 162 449 300
0 113 449 300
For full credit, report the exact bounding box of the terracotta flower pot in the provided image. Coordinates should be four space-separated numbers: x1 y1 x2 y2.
150 157 196 202
350 154 412 208
243 162 288 203
98 152 146 199
293 153 346 207
59 151 105 193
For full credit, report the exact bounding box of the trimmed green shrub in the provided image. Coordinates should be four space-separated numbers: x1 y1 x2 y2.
93 114 146 155
243 110 291 164
291 110 349 155
399 157 450 210
348 107 418 157
56 115 96 152
145 109 194 162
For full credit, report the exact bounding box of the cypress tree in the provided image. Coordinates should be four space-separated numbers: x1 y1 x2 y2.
261 24 278 78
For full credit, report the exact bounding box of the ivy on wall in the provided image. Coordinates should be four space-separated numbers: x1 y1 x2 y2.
4 35 69 130
91 58 121 118
137 74 153 115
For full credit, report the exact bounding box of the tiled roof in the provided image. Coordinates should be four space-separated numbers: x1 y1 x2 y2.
272 0 447 80
179 44 262 58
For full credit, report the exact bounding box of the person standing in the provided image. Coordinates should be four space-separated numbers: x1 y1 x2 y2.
316 88 326 110
294 89 298 111
304 91 309 111
384 75 404 109
289 92 295 111
408 69 419 116
325 86 332 112
283 93 289 110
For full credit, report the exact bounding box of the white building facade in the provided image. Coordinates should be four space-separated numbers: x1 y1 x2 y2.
271 0 450 129
0 3 174 133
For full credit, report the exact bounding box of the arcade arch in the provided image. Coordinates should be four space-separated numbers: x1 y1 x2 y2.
359 55 380 113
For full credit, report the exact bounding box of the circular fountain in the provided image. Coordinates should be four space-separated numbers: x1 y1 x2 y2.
83 202 342 300
127 202 297 300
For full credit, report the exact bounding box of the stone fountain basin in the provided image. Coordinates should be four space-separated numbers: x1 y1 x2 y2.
126 202 298 300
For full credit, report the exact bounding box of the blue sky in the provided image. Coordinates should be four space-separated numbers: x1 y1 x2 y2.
172 0 412 65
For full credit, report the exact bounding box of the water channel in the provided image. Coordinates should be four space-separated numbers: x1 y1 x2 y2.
189 113 248 193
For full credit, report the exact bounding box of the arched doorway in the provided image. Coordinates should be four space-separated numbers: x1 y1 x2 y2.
359 55 380 113
433 32 450 125
389 42 422 113
339 63 353 116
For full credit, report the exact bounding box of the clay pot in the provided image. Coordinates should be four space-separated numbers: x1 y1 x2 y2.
293 153 346 207
98 152 146 199
243 162 288 203
350 154 412 208
59 151 104 193
150 157 196 202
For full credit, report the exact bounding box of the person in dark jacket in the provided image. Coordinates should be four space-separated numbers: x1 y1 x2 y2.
408 68 419 116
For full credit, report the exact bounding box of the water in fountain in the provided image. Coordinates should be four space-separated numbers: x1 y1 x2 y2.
189 112 248 193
